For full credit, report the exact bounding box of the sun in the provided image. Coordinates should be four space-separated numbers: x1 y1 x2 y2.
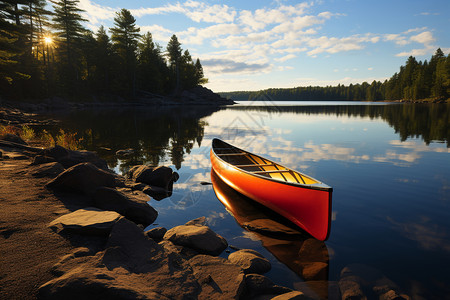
44 36 53 44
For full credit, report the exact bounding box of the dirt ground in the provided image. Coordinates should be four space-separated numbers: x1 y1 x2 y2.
0 147 76 299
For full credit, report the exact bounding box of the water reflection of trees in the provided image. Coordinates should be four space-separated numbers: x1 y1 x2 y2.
48 106 217 173
228 103 450 146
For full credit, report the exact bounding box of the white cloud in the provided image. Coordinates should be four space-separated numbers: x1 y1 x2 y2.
78 0 116 24
410 31 435 44
275 54 296 62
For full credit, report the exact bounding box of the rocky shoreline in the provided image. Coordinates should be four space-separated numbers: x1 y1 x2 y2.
0 105 413 299
0 86 235 114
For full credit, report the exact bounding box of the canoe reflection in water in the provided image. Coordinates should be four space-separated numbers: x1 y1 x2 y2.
211 169 331 299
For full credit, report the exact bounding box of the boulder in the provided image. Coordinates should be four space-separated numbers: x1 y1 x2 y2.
31 162 65 178
187 254 245 299
0 133 27 145
48 207 121 235
42 145 108 170
93 187 157 226
163 224 228 256
31 154 56 165
145 227 167 241
46 162 116 195
228 249 271 274
128 165 179 189
102 217 161 272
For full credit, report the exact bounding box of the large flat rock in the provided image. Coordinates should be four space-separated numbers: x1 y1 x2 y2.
49 207 121 235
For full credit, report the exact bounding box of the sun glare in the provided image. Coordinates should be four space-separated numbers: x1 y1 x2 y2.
44 36 53 44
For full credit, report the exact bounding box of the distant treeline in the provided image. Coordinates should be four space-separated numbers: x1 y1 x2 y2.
221 49 450 101
0 0 207 100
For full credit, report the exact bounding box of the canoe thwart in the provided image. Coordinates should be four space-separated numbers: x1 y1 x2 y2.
251 170 292 174
234 163 279 168
216 153 248 156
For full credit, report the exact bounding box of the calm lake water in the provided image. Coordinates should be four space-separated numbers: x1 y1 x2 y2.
43 101 450 299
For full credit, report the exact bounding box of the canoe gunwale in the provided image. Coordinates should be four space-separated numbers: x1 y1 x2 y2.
211 138 333 193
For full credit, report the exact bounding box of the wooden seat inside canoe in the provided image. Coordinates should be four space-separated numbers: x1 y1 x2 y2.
213 139 319 185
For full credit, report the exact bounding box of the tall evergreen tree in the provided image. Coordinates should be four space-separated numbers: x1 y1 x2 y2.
137 32 167 94
50 0 87 94
166 34 182 92
110 8 140 97
92 25 112 93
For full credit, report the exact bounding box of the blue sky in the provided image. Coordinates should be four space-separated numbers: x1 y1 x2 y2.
77 0 450 92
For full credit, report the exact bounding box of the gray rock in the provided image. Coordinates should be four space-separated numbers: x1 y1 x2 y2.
145 227 167 241
31 162 64 178
48 207 121 235
187 254 245 299
228 249 271 274
93 187 157 226
46 162 116 195
163 224 228 256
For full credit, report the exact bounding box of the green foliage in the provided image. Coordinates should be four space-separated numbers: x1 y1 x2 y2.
222 49 450 102
1 3 206 101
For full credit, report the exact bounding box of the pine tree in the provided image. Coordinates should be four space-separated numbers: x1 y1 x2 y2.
166 34 182 93
50 0 87 93
137 32 167 94
93 25 112 93
110 8 140 97
195 58 207 85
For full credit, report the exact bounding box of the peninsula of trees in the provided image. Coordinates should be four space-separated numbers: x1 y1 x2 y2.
222 49 450 102
1 0 207 101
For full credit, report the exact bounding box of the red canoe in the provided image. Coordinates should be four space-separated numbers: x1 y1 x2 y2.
210 138 333 241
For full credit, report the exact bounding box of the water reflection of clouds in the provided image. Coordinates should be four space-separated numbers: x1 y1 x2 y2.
373 140 449 166
388 216 450 252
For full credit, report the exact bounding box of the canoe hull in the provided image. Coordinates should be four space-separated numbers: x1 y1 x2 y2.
210 146 332 241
